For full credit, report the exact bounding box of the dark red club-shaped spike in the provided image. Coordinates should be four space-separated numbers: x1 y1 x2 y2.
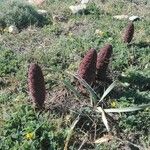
77 48 97 85
28 63 46 108
96 44 113 80
123 22 134 43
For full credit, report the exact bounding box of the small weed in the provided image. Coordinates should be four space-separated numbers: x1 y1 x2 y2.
0 47 20 76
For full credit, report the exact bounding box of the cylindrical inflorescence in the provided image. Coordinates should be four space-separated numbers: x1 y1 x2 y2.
96 44 113 80
77 48 97 85
123 22 134 43
28 63 46 108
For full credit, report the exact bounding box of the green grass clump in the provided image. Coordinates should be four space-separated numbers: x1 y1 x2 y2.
0 0 51 30
0 47 20 76
0 105 67 150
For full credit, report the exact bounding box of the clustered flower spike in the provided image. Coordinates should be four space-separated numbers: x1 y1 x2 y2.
28 63 46 108
123 22 134 43
77 48 97 85
96 44 113 80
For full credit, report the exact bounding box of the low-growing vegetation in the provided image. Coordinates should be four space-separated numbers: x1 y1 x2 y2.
0 0 150 149
0 0 51 30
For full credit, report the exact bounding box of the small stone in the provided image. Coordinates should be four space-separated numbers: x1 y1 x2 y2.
81 0 90 4
95 29 104 36
37 9 48 15
69 4 86 14
8 25 18 34
113 15 128 20
28 0 45 5
129 16 140 21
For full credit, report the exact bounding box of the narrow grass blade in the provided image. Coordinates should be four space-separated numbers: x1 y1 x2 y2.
64 115 80 150
78 77 98 106
98 107 110 132
96 104 150 113
97 80 117 104
73 73 99 101
63 79 81 98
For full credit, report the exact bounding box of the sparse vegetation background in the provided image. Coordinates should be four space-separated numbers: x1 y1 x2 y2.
0 0 150 149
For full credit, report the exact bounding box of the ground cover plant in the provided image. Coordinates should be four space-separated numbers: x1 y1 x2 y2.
0 0 150 149
0 0 51 30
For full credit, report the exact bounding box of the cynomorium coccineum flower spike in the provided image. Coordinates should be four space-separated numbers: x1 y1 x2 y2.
123 22 134 43
77 48 97 85
96 44 113 80
28 63 46 108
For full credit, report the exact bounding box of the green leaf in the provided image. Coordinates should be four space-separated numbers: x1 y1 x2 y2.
97 80 117 105
66 71 99 106
63 79 81 98
96 104 150 113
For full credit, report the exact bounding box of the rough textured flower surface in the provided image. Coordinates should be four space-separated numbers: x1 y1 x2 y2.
28 63 46 108
96 44 113 80
77 48 97 85
123 22 134 43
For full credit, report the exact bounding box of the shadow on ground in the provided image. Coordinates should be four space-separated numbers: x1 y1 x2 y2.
128 42 150 48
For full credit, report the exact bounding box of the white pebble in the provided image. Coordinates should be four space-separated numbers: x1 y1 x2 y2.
81 0 90 4
37 9 48 15
8 25 18 34
129 16 140 21
69 4 86 14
